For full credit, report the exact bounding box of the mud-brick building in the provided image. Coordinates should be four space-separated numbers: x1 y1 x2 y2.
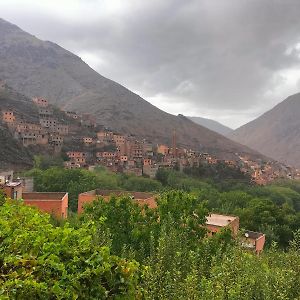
83 137 94 145
205 213 239 237
49 134 63 146
1 181 23 200
32 97 48 107
157 144 169 155
16 131 48 147
22 192 68 219
130 141 143 158
64 111 79 120
97 130 114 143
78 189 157 214
143 165 158 178
1 110 16 123
38 107 53 119
113 134 126 145
66 151 87 166
40 118 57 130
56 124 69 135
16 123 44 133
241 230 266 255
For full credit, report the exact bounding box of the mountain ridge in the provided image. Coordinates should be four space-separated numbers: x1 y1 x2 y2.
0 18 265 161
228 93 300 167
188 116 233 136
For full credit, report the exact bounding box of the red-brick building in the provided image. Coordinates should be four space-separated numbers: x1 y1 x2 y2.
78 189 157 214
22 192 68 219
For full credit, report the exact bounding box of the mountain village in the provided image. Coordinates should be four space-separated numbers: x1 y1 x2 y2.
0 90 298 185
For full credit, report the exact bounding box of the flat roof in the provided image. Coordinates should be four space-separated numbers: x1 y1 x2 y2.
244 230 264 239
206 213 238 227
4 182 21 187
82 189 154 200
22 192 67 201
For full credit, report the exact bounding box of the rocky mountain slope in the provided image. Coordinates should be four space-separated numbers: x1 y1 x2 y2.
0 84 35 170
188 116 233 136
228 93 300 167
0 18 263 160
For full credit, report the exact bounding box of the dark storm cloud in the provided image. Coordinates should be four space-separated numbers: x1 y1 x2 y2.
1 0 300 127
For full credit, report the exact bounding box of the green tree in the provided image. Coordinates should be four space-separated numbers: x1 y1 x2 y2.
0 200 139 299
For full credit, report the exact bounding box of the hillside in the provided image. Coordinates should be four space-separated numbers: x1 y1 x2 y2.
0 18 263 160
188 116 233 136
228 93 300 167
0 84 35 170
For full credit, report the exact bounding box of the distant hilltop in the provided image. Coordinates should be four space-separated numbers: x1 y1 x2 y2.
0 18 264 161
228 93 300 168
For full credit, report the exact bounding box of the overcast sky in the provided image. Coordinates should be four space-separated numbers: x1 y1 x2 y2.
1 0 300 128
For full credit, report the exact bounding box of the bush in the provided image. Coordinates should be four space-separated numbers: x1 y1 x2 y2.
0 200 139 299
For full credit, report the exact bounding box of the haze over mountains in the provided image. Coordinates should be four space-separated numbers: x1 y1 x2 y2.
229 93 300 168
0 18 266 160
188 116 233 136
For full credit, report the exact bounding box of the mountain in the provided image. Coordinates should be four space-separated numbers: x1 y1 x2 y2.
188 116 233 136
0 84 35 170
0 18 263 160
228 93 300 167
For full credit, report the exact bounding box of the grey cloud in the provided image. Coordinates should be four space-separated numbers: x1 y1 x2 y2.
1 0 300 127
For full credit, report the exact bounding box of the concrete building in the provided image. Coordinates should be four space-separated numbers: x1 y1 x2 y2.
78 189 157 214
1 181 23 200
205 213 239 237
241 230 266 255
22 192 68 219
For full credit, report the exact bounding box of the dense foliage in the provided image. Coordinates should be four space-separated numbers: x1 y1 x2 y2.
183 161 251 184
25 167 161 212
1 186 300 299
75 191 300 299
0 199 138 299
25 166 300 248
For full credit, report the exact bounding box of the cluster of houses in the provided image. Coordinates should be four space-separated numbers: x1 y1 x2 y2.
238 155 298 185
0 96 298 185
0 170 265 255
64 129 297 184
2 97 69 152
